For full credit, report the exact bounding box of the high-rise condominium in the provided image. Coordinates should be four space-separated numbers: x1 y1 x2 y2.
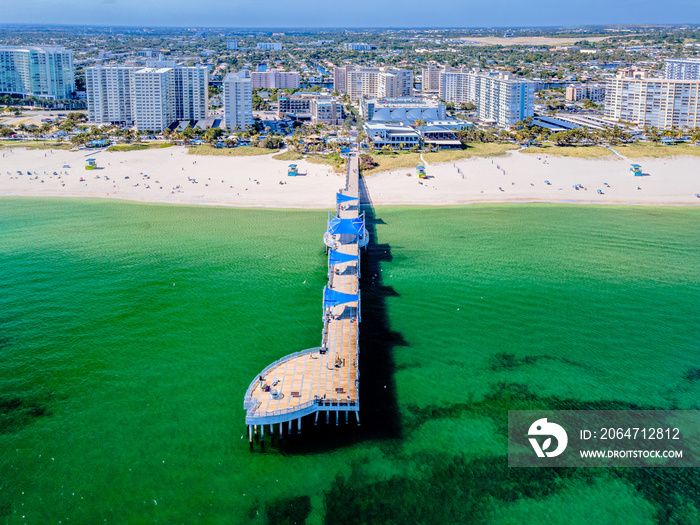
86 64 208 130
131 68 175 132
605 75 700 130
86 66 136 126
333 65 413 101
251 69 300 89
665 58 700 81
223 71 253 131
0 45 75 100
440 69 534 127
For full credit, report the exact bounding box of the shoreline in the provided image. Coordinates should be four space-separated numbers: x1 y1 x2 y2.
1 145 699 208
2 193 698 209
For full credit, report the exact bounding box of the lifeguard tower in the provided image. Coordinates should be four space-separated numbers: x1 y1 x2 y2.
630 164 643 176
416 166 427 179
288 164 298 176
85 159 97 170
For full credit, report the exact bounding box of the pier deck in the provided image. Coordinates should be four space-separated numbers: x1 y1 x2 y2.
243 153 362 434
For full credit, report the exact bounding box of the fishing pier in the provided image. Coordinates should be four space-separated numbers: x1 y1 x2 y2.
243 152 367 449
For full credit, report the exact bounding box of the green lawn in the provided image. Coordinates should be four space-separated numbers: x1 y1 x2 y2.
521 144 615 158
615 143 700 158
0 140 73 150
306 153 347 170
187 145 279 156
362 151 422 175
272 150 304 161
423 143 518 163
107 143 173 152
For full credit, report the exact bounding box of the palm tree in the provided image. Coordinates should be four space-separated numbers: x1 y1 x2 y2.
182 127 195 143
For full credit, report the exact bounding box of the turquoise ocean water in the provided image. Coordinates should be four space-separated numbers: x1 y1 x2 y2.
0 198 698 524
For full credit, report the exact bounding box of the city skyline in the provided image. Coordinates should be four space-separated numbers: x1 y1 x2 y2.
4 0 700 28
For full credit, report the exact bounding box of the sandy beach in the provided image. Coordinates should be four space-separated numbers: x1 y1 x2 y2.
1 145 699 207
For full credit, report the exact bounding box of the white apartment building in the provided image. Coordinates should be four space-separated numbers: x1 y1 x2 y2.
475 73 534 127
343 43 372 51
333 64 355 93
565 84 606 102
251 69 300 89
86 64 208 130
440 69 534 127
665 58 700 80
172 65 209 121
605 76 700 130
256 43 283 51
421 66 443 92
336 66 413 101
86 65 135 126
393 70 414 97
227 41 239 50
132 68 175 132
439 70 478 106
223 71 253 131
0 45 75 100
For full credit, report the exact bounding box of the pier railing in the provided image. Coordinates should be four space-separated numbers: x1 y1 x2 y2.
243 347 321 410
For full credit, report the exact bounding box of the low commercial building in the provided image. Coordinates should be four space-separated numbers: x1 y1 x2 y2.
362 97 470 150
415 121 470 149
256 43 283 51
137 49 158 58
364 120 470 150
277 92 344 125
532 114 617 132
360 97 446 121
310 97 344 126
259 118 294 133
343 43 372 51
277 92 314 121
363 122 421 149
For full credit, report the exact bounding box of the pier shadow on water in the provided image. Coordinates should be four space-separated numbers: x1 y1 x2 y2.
271 175 405 454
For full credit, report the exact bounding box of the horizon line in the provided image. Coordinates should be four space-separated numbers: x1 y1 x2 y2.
0 22 698 31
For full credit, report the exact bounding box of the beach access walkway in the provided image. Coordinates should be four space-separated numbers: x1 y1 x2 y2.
243 152 366 449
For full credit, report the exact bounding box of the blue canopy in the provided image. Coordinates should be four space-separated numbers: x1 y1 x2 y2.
336 193 358 204
327 217 364 236
323 287 359 309
329 249 358 266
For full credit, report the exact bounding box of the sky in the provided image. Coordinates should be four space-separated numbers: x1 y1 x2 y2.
4 0 700 28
